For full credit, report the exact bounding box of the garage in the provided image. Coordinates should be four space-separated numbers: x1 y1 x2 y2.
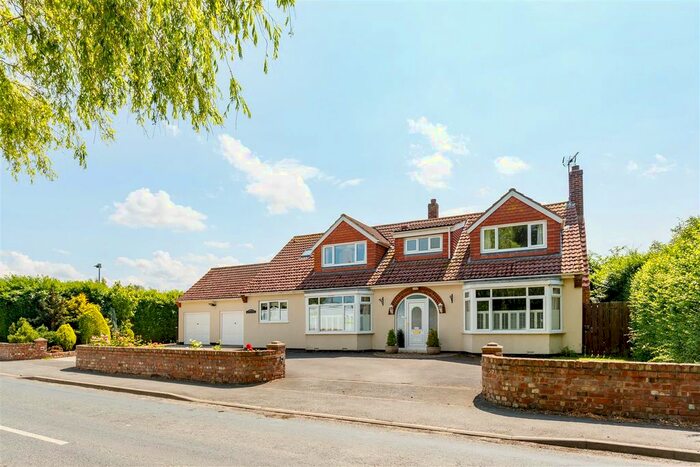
184 312 210 344
220 311 244 346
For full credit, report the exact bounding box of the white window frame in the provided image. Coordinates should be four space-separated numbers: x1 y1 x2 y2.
481 221 547 254
305 290 373 334
404 235 443 255
463 280 563 334
259 300 289 323
321 241 368 267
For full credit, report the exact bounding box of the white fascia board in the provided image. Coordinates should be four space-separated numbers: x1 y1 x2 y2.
466 190 563 234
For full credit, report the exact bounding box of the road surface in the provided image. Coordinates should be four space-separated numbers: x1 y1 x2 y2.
0 376 672 466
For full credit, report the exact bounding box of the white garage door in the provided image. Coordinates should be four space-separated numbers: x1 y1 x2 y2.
220 311 244 346
184 312 210 344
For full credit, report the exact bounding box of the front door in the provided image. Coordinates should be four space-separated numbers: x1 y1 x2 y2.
406 299 428 349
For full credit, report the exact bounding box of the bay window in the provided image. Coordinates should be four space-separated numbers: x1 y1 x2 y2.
307 292 372 333
322 242 367 267
464 283 562 332
481 222 546 253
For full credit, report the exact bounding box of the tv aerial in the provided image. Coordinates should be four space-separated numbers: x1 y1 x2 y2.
562 152 579 170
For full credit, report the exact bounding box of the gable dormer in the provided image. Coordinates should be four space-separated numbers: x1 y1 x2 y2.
305 214 389 272
467 189 563 261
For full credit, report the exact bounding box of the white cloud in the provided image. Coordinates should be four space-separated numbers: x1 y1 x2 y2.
110 188 207 231
164 123 180 137
116 251 240 290
643 154 675 178
442 205 482 217
0 251 85 280
220 135 319 214
408 153 453 189
204 241 231 249
338 178 364 189
626 160 639 172
407 117 468 155
494 156 530 176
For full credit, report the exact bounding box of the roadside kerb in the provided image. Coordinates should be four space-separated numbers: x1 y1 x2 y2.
11 373 699 463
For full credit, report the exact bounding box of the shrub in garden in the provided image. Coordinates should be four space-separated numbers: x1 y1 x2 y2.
386 329 397 346
55 324 77 351
7 318 40 343
629 217 700 363
78 307 111 344
589 247 649 302
36 325 58 347
426 328 440 348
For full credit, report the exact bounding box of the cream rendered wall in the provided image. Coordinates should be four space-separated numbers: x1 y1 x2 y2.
561 277 583 353
369 283 464 351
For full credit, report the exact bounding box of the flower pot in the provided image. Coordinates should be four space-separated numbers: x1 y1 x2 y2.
385 345 399 354
426 346 441 355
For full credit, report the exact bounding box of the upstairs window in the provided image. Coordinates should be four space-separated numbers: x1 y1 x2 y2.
322 241 367 267
482 222 545 253
405 235 442 255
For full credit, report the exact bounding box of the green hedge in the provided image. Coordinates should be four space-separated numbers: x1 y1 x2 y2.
0 276 180 343
629 217 700 363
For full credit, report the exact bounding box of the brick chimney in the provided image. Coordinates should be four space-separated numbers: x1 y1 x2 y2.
428 199 439 219
568 165 584 222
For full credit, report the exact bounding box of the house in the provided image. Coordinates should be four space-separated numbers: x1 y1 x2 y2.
178 165 589 354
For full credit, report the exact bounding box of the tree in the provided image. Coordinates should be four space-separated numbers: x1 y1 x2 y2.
33 289 68 330
589 247 648 302
629 217 700 363
1 0 294 180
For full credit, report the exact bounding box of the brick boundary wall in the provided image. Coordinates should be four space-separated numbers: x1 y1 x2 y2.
76 341 286 384
0 339 49 361
481 353 700 425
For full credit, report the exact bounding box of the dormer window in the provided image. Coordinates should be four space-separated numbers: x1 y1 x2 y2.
405 235 442 255
481 222 546 253
322 241 367 267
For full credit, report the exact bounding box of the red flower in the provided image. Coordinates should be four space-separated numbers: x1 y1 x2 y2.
245 343 253 351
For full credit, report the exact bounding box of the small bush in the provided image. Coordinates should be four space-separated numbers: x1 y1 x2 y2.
396 328 405 348
36 325 58 347
386 329 397 346
7 318 40 343
55 324 77 351
188 339 202 349
426 328 440 348
78 308 111 344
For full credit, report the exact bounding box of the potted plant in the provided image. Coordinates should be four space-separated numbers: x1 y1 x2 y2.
385 329 398 354
396 328 405 348
426 328 440 355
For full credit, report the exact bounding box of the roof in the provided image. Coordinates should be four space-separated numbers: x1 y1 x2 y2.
304 214 390 257
179 263 266 301
466 189 563 234
180 194 588 300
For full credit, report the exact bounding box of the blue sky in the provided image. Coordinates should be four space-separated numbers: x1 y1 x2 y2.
1 1 698 290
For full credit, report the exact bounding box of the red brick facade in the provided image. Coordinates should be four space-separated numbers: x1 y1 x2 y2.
469 197 562 260
390 286 445 310
313 221 387 272
76 342 286 384
0 339 48 361
482 355 700 425
394 232 449 262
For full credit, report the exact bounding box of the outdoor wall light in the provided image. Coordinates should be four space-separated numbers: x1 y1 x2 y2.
438 303 445 314
208 301 217 307
388 305 395 315
449 293 454 303
379 297 384 306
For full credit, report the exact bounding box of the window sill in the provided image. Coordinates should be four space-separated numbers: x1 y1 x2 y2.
321 262 368 268
305 332 374 335
480 246 547 255
462 331 565 335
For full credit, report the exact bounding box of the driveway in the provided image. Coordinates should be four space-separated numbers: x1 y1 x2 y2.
1 353 698 454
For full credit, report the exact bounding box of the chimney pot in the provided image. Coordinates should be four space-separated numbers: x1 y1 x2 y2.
428 199 439 219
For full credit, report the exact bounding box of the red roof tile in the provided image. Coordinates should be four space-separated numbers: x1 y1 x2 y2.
181 198 588 299
179 263 267 301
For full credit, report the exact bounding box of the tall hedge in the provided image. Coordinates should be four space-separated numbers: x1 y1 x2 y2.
0 276 181 343
132 290 180 343
629 217 700 363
